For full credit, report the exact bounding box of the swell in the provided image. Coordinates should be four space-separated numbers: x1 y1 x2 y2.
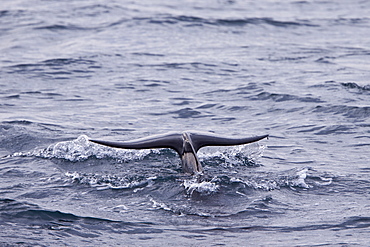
313 105 370 120
0 198 115 223
341 82 370 93
146 15 317 28
0 198 159 236
7 58 100 79
198 216 370 233
248 91 324 103
246 86 370 125
0 120 65 153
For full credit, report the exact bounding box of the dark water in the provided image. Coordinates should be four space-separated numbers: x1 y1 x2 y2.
1 0 370 246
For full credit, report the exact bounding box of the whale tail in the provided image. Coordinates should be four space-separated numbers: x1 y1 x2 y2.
90 131 268 174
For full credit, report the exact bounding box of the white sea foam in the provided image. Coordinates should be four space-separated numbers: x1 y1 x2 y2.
11 135 153 162
149 197 172 211
198 142 266 167
289 167 310 189
65 171 157 190
228 167 314 191
183 177 219 195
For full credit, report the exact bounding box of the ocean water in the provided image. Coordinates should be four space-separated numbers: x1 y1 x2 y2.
1 0 370 246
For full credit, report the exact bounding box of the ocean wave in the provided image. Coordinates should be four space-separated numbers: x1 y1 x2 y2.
249 91 324 103
169 107 209 119
9 58 97 70
341 82 370 93
314 124 356 135
34 24 89 31
332 17 370 26
313 105 370 120
0 121 62 153
201 216 370 233
0 198 114 223
7 58 100 80
0 198 159 237
147 15 317 28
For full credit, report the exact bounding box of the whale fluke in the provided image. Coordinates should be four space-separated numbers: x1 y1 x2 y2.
90 131 268 174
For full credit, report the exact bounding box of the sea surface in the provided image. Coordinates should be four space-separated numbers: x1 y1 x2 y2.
1 0 370 246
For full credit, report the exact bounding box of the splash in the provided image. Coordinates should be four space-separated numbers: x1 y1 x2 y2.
199 142 266 167
288 167 310 189
10 135 153 162
149 197 172 212
183 177 219 196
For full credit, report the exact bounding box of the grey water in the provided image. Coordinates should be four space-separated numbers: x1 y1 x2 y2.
1 0 370 246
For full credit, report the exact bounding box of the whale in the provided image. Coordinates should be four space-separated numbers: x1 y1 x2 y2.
90 131 268 174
